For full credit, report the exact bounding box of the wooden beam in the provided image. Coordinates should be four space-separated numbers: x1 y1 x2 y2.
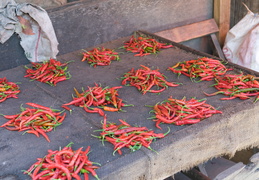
210 33 226 60
214 0 231 47
155 19 219 43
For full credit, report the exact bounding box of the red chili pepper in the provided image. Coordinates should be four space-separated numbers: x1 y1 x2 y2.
149 96 222 128
25 102 52 111
47 164 72 180
113 127 148 135
94 117 168 155
155 114 175 124
204 73 259 102
61 105 72 112
103 106 119 112
0 103 66 142
35 128 51 142
0 96 7 103
69 147 83 166
24 59 70 86
83 106 99 113
81 47 120 67
83 166 100 180
63 84 131 115
26 129 40 137
168 57 229 81
24 144 100 180
174 119 200 126
0 78 20 103
121 65 180 94
123 35 173 56
149 87 166 93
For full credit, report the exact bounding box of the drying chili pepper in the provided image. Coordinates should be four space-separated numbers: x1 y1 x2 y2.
93 116 170 155
0 103 66 142
123 34 173 56
24 59 71 86
62 83 133 116
148 96 222 129
81 47 120 67
103 106 119 112
23 143 101 180
121 65 181 94
204 73 259 102
0 77 20 103
168 57 230 81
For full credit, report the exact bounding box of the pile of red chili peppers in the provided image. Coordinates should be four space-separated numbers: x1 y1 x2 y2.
150 96 222 129
0 77 20 103
94 116 169 155
62 83 131 116
0 103 66 142
24 59 71 86
24 143 100 180
121 65 180 94
168 57 229 81
81 47 120 67
205 73 259 101
123 35 173 56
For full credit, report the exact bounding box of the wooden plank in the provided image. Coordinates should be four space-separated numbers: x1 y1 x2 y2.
231 0 259 28
155 19 219 43
214 153 259 180
210 34 226 60
214 0 231 47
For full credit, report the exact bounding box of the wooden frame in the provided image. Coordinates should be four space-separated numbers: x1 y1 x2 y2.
214 0 231 47
155 19 226 60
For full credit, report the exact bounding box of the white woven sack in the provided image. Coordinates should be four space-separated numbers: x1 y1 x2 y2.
223 4 259 72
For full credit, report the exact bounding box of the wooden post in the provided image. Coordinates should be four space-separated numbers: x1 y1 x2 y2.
214 0 231 47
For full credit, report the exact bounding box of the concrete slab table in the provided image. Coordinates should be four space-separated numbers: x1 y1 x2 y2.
0 31 258 180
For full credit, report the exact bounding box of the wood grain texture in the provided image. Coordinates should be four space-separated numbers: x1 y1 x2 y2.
214 0 231 47
231 0 259 28
155 19 219 43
